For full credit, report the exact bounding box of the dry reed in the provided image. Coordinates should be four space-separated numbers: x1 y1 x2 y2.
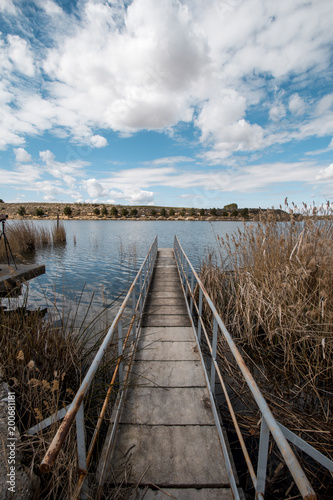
0 221 67 262
0 290 120 498
200 202 333 496
52 221 66 244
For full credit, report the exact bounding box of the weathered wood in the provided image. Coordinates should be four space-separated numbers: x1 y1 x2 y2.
0 264 45 295
101 248 232 497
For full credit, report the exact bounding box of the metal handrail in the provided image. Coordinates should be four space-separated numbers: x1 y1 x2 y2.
174 235 332 500
34 236 158 493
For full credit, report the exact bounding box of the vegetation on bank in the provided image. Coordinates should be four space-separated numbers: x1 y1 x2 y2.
199 202 333 497
0 220 66 263
0 201 292 221
0 293 120 498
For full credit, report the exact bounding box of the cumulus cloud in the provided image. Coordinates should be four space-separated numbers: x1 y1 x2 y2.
0 0 333 165
14 147 32 163
83 178 109 198
289 94 305 116
7 35 35 76
316 163 333 180
89 135 108 148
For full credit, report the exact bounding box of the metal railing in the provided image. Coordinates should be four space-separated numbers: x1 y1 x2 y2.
28 236 158 498
174 235 333 500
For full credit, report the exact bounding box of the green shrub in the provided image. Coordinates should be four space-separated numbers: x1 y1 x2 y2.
64 206 72 217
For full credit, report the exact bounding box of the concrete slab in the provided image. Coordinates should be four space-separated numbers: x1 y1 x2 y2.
109 425 229 486
134 487 233 499
135 341 199 361
121 387 214 425
129 360 206 388
140 327 195 342
142 315 191 327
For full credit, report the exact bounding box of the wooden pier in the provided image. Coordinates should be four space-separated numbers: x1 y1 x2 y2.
0 263 45 297
101 249 235 499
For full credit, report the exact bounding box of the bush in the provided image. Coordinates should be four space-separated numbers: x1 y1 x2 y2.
64 206 72 217
93 208 100 216
169 208 175 216
150 208 157 216
121 208 129 217
101 205 108 217
130 208 138 217
110 206 118 218
18 206 26 216
160 208 167 217
35 208 45 217
200 208 205 216
179 209 186 217
210 208 217 216
189 208 196 216
224 203 238 211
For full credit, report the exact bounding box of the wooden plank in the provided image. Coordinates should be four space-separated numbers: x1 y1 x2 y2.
109 425 229 487
0 264 45 294
100 248 232 498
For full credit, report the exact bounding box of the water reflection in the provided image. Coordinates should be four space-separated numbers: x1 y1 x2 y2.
7 220 244 326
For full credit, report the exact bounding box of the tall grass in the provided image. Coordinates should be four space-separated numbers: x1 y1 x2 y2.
51 221 66 244
200 203 333 494
0 290 120 499
0 221 66 262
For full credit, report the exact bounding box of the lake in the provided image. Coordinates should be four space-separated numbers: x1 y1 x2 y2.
7 219 245 324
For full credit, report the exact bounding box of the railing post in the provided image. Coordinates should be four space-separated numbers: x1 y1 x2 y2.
76 403 89 499
76 403 87 473
197 288 203 343
139 269 143 317
256 416 270 499
190 272 195 316
210 318 218 394
118 320 123 386
132 286 137 342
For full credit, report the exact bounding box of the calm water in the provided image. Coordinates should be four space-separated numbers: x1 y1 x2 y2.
7 220 244 322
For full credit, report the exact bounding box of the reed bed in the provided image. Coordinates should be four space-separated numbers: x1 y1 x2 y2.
199 202 333 497
51 221 66 244
0 291 121 499
0 221 67 262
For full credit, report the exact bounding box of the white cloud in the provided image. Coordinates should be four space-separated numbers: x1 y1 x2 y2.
0 0 333 165
129 189 154 204
7 35 35 76
39 149 88 186
14 147 32 163
83 178 109 198
289 93 305 116
316 163 333 180
269 103 286 122
0 0 17 15
89 135 108 148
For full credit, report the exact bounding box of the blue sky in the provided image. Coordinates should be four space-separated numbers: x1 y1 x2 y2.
0 0 333 209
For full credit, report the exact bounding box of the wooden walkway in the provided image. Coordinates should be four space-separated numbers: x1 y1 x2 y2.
103 249 234 499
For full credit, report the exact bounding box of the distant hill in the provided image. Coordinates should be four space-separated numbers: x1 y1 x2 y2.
0 202 291 221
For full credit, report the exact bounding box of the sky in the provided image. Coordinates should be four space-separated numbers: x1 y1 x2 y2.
0 0 333 209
